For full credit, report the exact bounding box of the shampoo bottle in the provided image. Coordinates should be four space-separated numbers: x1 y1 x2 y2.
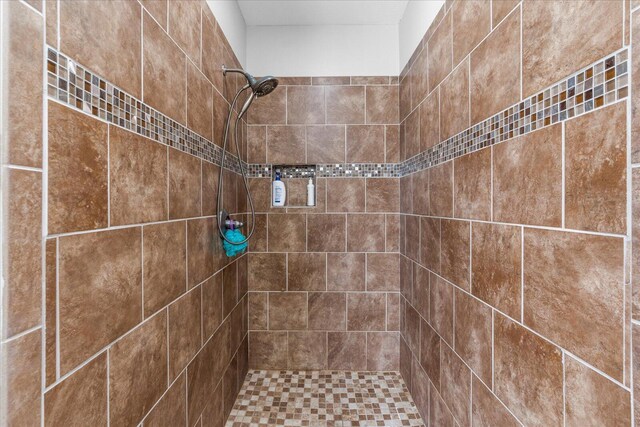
272 169 286 207
307 178 315 206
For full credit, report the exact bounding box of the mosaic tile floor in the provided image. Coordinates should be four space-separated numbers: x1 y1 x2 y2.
225 370 425 427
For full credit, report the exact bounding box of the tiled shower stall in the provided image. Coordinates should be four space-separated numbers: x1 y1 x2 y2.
2 0 640 425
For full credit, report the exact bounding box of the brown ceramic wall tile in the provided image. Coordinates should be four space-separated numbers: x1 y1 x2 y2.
201 161 220 216
140 0 167 29
187 217 214 287
6 1 43 167
327 179 366 212
492 0 519 26
48 102 108 234
267 214 306 251
202 273 223 338
169 149 201 219
143 12 186 123
454 148 491 220
45 0 58 48
58 228 141 374
328 332 367 370
347 214 385 252
109 311 167 426
411 356 429 420
3 330 41 425
367 332 399 370
429 161 453 217
327 253 365 291
288 331 327 369
404 109 420 159
493 124 562 226
366 86 399 124
386 125 400 163
454 290 491 385
420 89 440 152
247 126 267 163
565 102 627 234
60 0 141 98
387 293 400 331
44 352 107 426
249 89 286 124
494 314 563 426
306 125 346 163
522 0 622 97
405 303 421 355
346 125 385 162
4 169 42 338
288 253 326 291
347 293 386 331
413 265 429 319
143 372 186 426
420 319 441 387
187 61 214 141
440 344 472 427
524 228 624 381
168 288 201 381
287 86 325 124
167 0 201 65
565 356 631 426
143 221 186 316
308 292 346 330
471 222 521 319
366 178 399 213
313 76 350 85
248 253 286 291
248 292 268 330
307 214 346 252
430 274 453 345
412 169 429 215
440 58 470 140
222 262 238 318
400 76 411 123
428 12 453 91
386 214 400 252
470 7 520 123
366 254 400 291
405 215 420 262
633 10 640 162
452 0 491 66
410 47 429 110
471 375 519 427
440 219 470 290
45 239 56 386
249 331 287 369
267 126 306 164
109 126 167 225
269 292 307 330
430 384 456 427
326 86 365 124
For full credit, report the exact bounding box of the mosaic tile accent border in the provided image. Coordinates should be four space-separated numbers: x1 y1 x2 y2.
226 370 424 426
46 46 243 173
248 163 401 178
399 47 630 176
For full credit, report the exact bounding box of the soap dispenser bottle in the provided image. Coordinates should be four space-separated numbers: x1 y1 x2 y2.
307 178 315 206
272 169 286 207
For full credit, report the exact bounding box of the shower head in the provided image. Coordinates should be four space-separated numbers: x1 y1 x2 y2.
222 66 279 97
251 76 278 97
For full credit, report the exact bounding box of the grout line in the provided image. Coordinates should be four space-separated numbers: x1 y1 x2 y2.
520 226 524 324
106 348 110 426
561 122 566 228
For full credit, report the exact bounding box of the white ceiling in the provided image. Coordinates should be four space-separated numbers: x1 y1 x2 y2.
237 0 410 26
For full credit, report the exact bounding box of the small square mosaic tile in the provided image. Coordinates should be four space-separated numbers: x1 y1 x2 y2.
226 370 425 427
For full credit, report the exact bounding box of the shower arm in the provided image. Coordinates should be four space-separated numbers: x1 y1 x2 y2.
217 83 257 245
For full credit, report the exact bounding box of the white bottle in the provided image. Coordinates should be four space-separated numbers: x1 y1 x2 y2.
307 178 315 206
272 170 286 207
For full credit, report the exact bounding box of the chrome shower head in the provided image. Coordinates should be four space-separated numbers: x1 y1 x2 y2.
251 76 278 97
222 66 279 97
